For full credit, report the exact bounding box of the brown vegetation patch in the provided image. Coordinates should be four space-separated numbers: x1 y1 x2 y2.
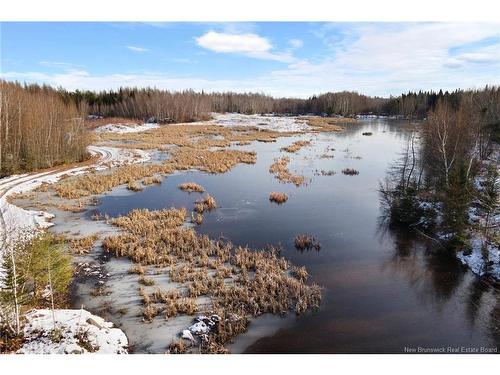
269 157 306 186
194 194 217 214
269 192 289 204
127 181 143 191
53 148 255 199
101 208 322 351
294 235 321 252
178 182 205 193
143 176 162 185
281 140 311 153
68 235 98 255
301 116 355 132
341 168 360 176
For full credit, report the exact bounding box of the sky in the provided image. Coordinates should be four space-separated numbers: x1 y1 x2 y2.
1 22 499 98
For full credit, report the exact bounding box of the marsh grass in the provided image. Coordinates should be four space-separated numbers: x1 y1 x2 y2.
269 157 306 186
281 140 311 153
102 208 322 351
68 234 98 255
269 192 289 204
143 176 162 185
294 235 321 252
191 212 203 225
342 168 360 176
127 181 143 191
178 182 205 193
54 149 255 199
302 116 354 132
194 194 217 214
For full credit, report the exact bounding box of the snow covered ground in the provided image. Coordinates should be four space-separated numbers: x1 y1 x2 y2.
211 113 309 133
457 234 500 280
18 309 128 354
94 122 159 134
0 145 152 277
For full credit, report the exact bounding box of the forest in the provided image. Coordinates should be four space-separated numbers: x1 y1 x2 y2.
380 86 500 278
1 79 499 176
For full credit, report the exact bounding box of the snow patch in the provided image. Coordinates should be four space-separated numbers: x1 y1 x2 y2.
18 309 128 354
94 122 159 134
211 113 309 133
457 234 500 280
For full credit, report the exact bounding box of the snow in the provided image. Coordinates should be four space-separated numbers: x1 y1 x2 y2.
188 321 210 335
94 122 159 134
457 234 500 280
181 329 195 341
211 113 309 133
18 308 128 354
0 145 152 279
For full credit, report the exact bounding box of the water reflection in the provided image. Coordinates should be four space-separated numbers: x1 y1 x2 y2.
84 118 498 353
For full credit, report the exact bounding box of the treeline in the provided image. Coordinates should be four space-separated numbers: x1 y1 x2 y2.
381 86 500 251
63 88 212 123
63 86 499 120
1 79 498 176
0 81 88 176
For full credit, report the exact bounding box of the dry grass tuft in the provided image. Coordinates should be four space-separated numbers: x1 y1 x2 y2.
269 192 288 204
143 176 162 185
302 116 355 132
139 276 155 286
281 140 311 153
178 182 205 193
191 212 203 225
129 264 145 275
127 181 143 191
269 157 306 186
341 168 360 176
194 194 217 214
68 235 98 255
294 235 321 252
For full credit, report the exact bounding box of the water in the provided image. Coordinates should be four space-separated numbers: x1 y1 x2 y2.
87 118 499 353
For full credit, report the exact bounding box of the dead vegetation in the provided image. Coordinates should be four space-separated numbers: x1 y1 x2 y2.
269 192 289 204
294 235 321 252
281 140 311 153
143 176 162 185
68 235 98 255
194 194 217 213
178 182 205 193
341 168 360 176
101 207 322 351
314 169 336 176
53 148 255 199
301 116 355 132
127 181 143 191
269 157 306 186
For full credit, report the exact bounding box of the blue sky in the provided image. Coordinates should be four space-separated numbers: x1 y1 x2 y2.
1 22 499 97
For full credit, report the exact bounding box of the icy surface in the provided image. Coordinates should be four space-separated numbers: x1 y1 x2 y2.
211 113 309 133
18 309 128 354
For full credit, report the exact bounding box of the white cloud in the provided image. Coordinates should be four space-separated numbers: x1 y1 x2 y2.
126 45 149 52
4 23 499 98
196 31 270 53
195 31 294 62
288 39 303 49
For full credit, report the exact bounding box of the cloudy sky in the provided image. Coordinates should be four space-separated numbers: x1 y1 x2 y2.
1 22 499 97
